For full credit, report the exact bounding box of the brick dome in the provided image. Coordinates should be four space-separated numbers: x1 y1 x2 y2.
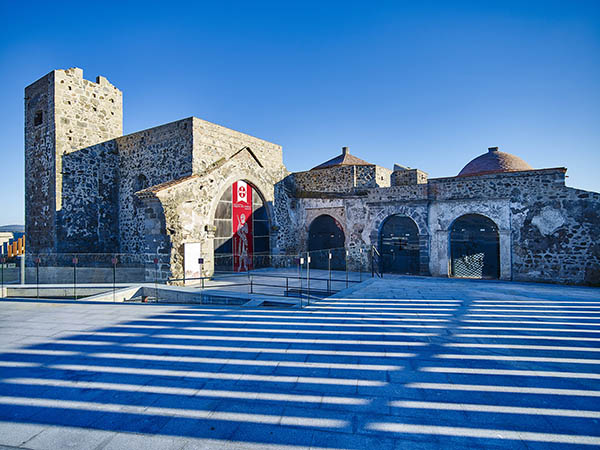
458 147 533 176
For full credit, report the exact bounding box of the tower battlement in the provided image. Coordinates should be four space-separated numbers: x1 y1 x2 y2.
25 67 123 253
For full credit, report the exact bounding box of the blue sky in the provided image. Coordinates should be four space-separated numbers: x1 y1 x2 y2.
0 0 598 225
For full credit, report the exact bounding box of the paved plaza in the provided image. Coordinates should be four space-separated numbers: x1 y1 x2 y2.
0 277 599 449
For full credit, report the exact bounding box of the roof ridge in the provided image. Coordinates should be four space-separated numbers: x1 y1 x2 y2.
311 148 374 170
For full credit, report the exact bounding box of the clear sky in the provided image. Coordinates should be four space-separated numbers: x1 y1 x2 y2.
0 0 598 225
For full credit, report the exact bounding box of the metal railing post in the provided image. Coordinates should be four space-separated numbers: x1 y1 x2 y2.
35 257 40 299
328 250 331 289
112 257 117 302
72 257 78 300
298 254 302 307
1 256 4 299
154 257 159 302
345 250 349 288
307 251 311 305
370 245 382 278
359 249 363 282
19 255 24 285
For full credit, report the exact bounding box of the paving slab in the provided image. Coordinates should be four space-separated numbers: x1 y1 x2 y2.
0 276 599 448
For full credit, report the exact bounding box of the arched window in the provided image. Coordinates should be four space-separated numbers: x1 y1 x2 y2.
213 181 269 272
308 215 345 270
450 214 500 279
379 215 420 274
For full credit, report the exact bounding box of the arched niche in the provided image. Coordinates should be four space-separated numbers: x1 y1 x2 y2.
450 214 500 279
308 214 346 270
379 215 420 275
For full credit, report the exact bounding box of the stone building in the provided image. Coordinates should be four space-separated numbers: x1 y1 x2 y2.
24 68 600 285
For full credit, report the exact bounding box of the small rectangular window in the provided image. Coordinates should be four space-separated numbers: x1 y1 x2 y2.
34 111 43 126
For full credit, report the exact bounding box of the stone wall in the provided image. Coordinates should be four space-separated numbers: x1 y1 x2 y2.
117 118 194 254
53 68 122 213
293 166 355 194
511 186 600 285
284 167 600 285
137 126 288 281
366 185 428 202
24 68 600 286
375 166 393 187
192 118 283 172
426 169 600 284
25 72 56 253
391 168 428 186
428 198 512 280
364 201 430 275
24 68 122 254
356 165 393 189
292 164 391 194
428 168 566 201
273 176 300 253
58 141 119 253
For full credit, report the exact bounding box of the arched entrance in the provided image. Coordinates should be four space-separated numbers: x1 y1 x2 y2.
450 214 500 279
308 215 345 270
213 180 270 272
379 215 420 274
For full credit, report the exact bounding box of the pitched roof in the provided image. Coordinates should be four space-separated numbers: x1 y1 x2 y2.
311 147 374 170
135 174 199 198
135 146 264 199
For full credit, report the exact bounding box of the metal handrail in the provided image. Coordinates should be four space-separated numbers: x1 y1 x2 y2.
169 272 361 284
371 245 383 278
167 271 361 306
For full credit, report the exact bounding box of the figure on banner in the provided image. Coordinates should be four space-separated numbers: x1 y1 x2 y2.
236 213 250 271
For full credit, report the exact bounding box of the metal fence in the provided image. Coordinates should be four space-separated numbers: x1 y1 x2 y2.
2 248 372 302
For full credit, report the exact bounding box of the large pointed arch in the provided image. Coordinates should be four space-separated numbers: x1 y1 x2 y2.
213 180 270 272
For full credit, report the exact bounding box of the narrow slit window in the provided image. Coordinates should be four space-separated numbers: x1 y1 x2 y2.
34 111 43 126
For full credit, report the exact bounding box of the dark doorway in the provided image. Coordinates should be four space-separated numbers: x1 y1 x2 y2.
450 214 500 279
308 215 345 270
379 215 420 274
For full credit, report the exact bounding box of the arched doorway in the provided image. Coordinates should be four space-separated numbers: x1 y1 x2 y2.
379 215 420 274
450 214 500 279
308 215 345 270
213 180 270 272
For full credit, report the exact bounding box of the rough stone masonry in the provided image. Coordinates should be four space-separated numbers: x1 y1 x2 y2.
24 68 600 285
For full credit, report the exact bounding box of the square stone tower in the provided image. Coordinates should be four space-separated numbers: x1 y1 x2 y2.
25 68 123 253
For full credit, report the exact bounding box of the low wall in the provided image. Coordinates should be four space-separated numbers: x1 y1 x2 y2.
0 268 20 284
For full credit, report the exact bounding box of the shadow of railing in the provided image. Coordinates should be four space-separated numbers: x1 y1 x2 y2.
0 282 599 448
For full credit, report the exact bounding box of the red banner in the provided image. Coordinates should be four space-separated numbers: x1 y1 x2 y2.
233 180 253 271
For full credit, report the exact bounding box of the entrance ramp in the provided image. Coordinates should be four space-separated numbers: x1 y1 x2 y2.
3 282 304 308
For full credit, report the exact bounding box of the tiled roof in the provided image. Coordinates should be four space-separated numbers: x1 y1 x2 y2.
458 147 533 177
135 174 199 198
311 147 374 170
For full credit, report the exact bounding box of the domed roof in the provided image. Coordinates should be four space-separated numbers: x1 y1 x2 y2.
458 147 533 177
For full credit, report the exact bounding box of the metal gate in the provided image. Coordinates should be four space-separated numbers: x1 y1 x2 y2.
450 214 500 279
379 215 420 275
308 215 345 270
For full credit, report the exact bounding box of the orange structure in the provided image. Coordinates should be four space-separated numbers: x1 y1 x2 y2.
5 236 25 258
